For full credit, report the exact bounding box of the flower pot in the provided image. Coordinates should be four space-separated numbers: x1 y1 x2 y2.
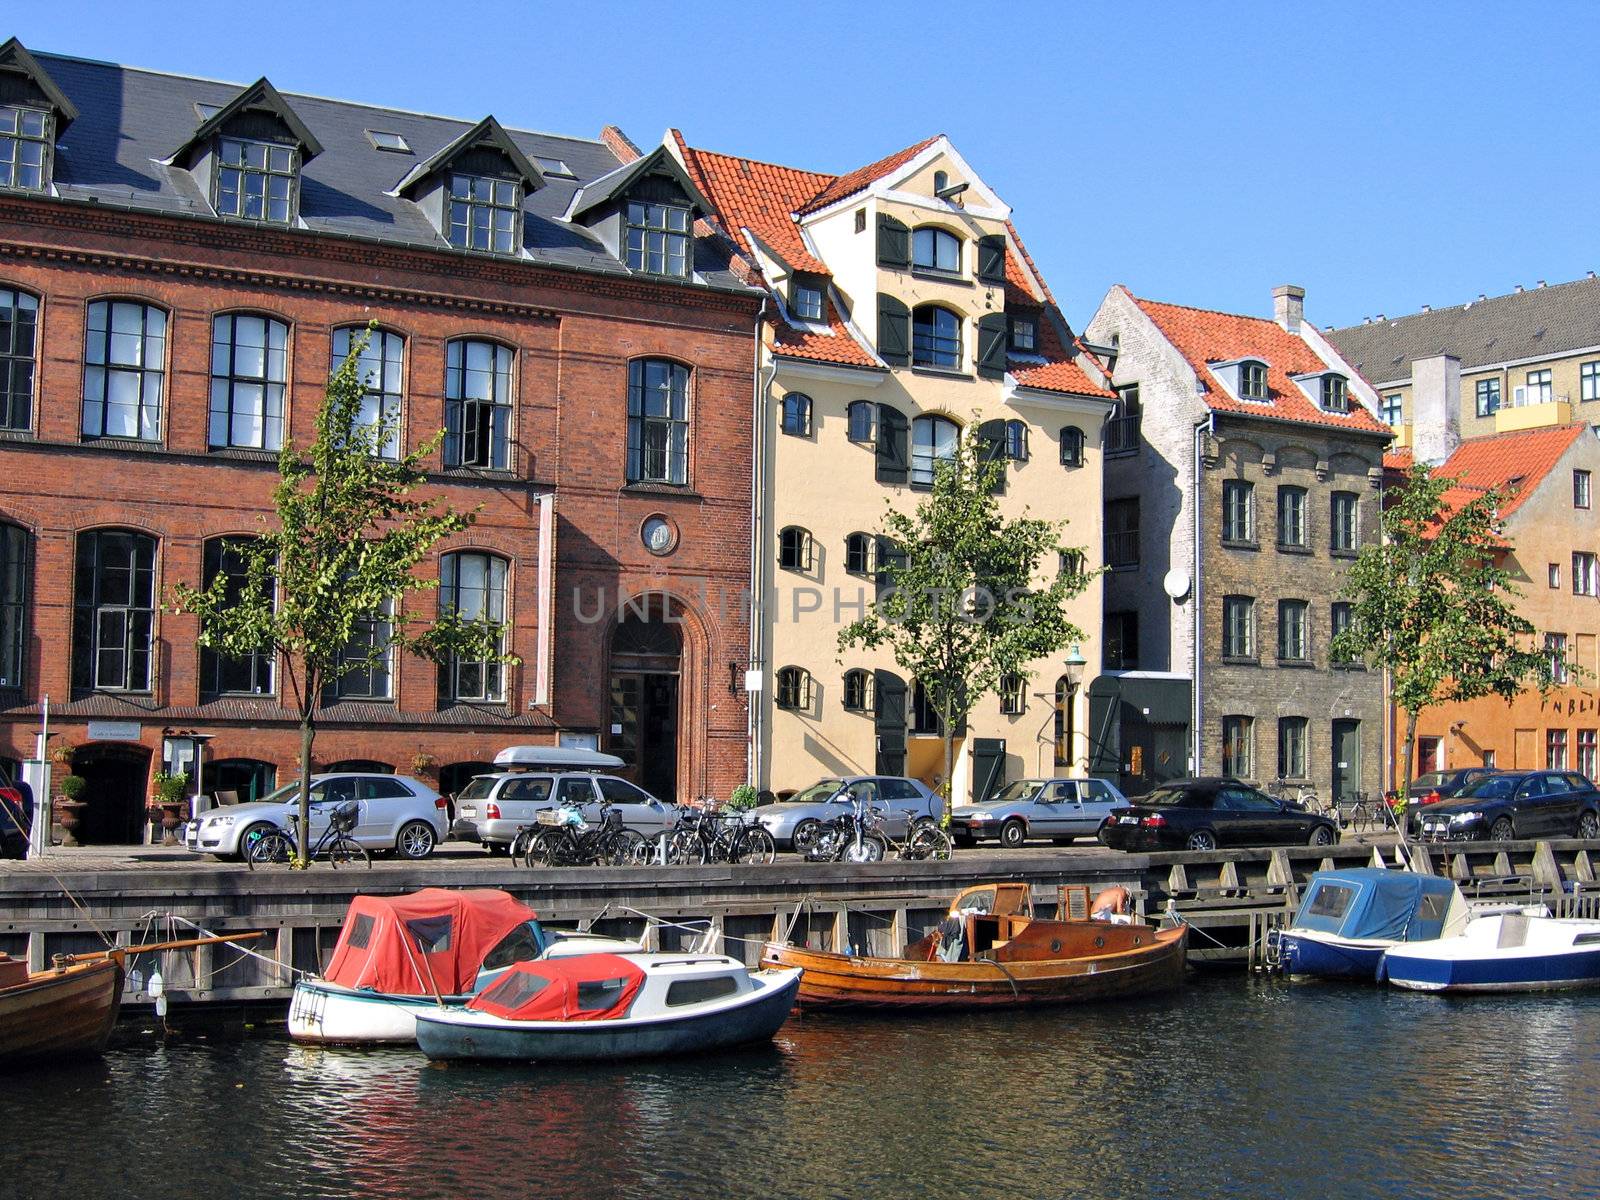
159 803 184 846
56 800 86 847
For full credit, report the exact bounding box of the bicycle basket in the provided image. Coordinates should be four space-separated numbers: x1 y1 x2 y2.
535 808 563 827
331 801 359 834
603 807 623 830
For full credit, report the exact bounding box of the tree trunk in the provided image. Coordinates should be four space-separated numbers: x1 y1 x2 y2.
296 712 315 868
1398 708 1419 845
939 696 955 825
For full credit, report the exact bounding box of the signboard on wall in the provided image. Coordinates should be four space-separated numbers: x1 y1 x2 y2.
86 720 140 743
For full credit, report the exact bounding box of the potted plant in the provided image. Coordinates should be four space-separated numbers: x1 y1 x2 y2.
727 784 759 812
410 751 436 775
50 741 74 766
149 771 190 845
56 773 87 847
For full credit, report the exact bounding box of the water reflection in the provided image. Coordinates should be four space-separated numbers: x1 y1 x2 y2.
2 978 1598 1200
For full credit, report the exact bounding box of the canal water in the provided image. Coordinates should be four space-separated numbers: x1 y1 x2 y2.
2 976 1595 1200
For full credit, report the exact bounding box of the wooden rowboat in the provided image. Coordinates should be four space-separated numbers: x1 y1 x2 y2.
762 882 1187 1009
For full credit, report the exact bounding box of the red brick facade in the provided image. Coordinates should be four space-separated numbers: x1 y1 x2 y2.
0 194 757 836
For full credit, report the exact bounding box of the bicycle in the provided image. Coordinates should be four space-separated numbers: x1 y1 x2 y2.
863 804 953 861
667 807 776 865
519 802 647 868
1268 780 1339 826
245 801 371 869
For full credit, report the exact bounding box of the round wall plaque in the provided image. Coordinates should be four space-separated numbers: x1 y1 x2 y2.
641 515 677 556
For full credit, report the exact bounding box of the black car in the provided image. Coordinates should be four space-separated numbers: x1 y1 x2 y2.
1404 768 1502 836
1100 778 1340 852
1414 770 1600 842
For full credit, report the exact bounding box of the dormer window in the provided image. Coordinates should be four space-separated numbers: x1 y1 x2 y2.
1239 360 1268 401
790 277 824 322
449 173 521 253
912 227 961 274
625 201 691 277
1321 374 1350 413
0 105 50 192
1009 314 1037 353
216 138 297 223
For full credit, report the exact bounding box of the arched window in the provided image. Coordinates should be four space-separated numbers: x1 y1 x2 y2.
775 666 811 711
207 757 277 804
73 529 156 693
912 227 961 274
324 759 395 774
843 532 875 576
1005 420 1028 461
0 522 27 689
627 358 689 485
332 326 404 459
911 305 961 369
83 300 166 442
781 392 812 437
200 537 275 697
1239 360 1268 401
911 414 960 487
445 338 513 469
210 313 289 450
778 526 813 572
842 668 874 713
910 679 943 736
1059 426 1085 467
846 400 876 444
440 551 509 703
0 287 39 432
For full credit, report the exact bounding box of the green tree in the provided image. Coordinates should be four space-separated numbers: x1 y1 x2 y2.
838 426 1091 817
172 328 512 866
1330 462 1558 812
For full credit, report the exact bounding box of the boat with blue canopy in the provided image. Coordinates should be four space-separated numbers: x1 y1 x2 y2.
1276 869 1469 981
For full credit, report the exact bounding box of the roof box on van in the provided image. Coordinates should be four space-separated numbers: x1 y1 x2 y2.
493 745 625 771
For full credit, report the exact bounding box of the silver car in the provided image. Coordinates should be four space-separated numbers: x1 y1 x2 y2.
950 778 1129 848
183 773 447 860
450 772 675 850
751 776 942 853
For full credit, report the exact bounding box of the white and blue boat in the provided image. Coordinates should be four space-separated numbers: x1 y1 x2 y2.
1381 911 1600 993
1277 869 1469 981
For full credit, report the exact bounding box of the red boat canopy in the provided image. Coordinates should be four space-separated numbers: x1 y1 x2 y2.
466 954 645 1022
322 888 539 997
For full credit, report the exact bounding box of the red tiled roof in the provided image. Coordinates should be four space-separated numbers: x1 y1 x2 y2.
1127 287 1392 435
673 133 833 275
1432 422 1588 519
795 135 941 214
1383 448 1414 473
1011 315 1114 397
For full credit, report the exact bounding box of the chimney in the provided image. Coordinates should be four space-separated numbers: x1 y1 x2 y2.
1514 284 1524 294
1537 280 1548 289
599 124 642 164
1273 284 1305 332
1421 304 1431 313
1411 353 1461 466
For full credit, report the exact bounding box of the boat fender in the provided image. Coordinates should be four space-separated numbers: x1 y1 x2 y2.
1090 886 1130 920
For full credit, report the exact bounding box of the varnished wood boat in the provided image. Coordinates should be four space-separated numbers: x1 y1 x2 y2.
762 882 1187 1009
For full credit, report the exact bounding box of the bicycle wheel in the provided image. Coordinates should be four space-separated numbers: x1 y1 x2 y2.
325 835 372 869
735 828 777 865
906 824 953 861
601 830 646 866
509 828 535 862
245 830 294 870
522 829 553 868
667 827 706 865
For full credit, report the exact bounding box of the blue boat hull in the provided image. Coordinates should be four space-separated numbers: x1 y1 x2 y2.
1279 932 1387 981
415 973 801 1062
1383 945 1600 992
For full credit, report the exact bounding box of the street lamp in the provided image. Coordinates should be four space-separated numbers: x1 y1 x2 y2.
1063 643 1087 694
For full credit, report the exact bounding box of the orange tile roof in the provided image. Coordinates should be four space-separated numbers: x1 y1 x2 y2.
795 135 940 214
673 133 832 275
1432 422 1588 519
1126 287 1392 436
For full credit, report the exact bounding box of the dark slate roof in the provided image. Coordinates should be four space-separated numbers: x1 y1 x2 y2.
1327 275 1600 386
26 51 751 292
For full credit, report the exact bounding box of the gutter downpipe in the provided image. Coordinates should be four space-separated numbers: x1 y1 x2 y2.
748 298 776 789
1191 412 1212 774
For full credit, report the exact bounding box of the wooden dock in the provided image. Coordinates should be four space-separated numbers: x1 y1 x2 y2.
4 838 1599 1009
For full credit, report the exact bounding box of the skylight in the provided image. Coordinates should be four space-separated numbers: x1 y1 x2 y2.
193 102 222 121
532 156 574 178
366 130 412 153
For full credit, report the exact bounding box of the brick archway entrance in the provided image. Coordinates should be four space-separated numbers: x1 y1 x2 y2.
606 597 683 803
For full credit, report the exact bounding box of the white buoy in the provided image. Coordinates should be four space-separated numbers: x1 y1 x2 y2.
148 970 164 998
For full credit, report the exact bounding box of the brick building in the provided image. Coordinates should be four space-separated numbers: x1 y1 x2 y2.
1083 285 1391 804
0 41 760 842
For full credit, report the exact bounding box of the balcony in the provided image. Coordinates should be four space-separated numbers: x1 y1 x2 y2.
1105 413 1141 457
1494 394 1571 433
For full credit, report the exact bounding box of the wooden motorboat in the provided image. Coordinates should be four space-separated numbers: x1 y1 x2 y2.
762 882 1186 1009
414 952 801 1062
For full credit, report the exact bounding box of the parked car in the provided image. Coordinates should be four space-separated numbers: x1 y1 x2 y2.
183 773 446 860
950 777 1129 848
750 776 942 853
1100 778 1340 852
1403 768 1502 835
450 771 675 851
1415 770 1600 842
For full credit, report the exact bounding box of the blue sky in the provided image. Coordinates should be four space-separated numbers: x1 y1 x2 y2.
12 1 1599 331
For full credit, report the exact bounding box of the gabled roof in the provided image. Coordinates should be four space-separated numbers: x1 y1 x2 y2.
168 76 323 165
1125 287 1390 435
796 135 941 215
1328 275 1600 385
566 143 710 223
672 133 832 275
1428 423 1588 521
0 38 79 128
395 114 543 197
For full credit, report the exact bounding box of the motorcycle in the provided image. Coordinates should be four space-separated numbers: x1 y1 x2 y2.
803 799 890 863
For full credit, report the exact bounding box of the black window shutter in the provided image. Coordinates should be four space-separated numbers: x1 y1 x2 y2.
976 418 1007 495
877 214 910 269
976 234 1007 283
976 314 1009 379
877 294 911 366
876 405 909 483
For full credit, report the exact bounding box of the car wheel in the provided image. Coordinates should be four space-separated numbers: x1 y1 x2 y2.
1185 829 1218 852
1096 821 1112 847
238 823 275 860
1579 811 1600 840
485 842 510 856
395 820 437 860
792 819 822 855
1308 824 1336 847
1489 816 1515 842
999 819 1026 849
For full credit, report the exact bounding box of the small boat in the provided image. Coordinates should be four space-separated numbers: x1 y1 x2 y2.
1276 869 1470 981
290 888 642 1045
413 952 801 1062
1382 911 1600 993
761 882 1186 1009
